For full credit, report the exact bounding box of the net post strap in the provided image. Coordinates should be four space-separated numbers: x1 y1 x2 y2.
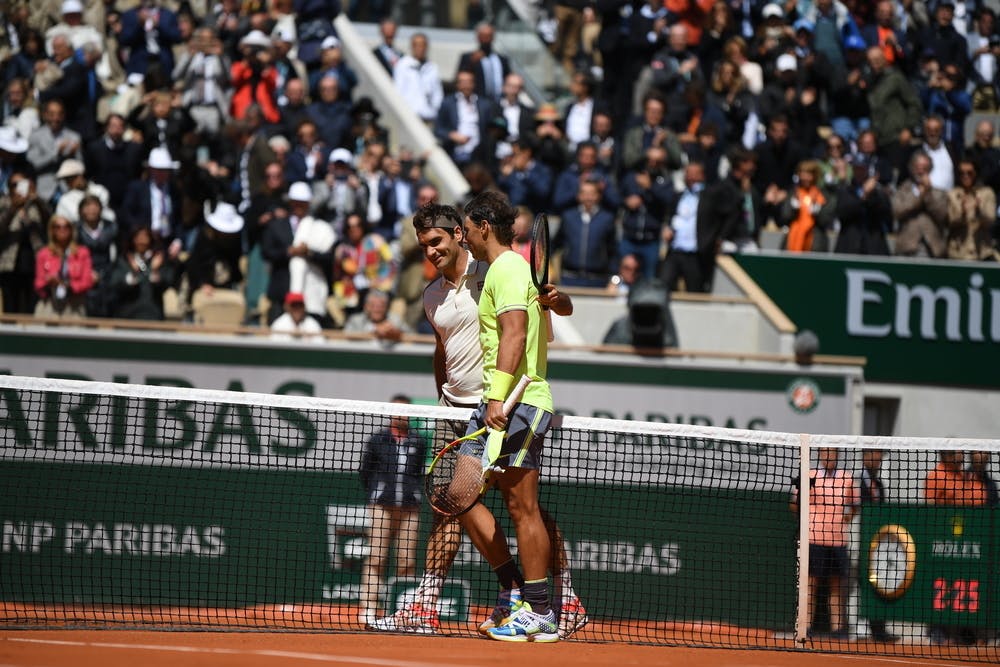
795 432 811 644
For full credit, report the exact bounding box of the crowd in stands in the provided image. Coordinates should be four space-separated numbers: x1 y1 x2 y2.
1 0 999 335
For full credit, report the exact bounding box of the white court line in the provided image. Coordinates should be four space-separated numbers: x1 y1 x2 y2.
2 637 480 667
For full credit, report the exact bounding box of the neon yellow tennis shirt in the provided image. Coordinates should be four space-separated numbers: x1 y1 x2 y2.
479 250 553 413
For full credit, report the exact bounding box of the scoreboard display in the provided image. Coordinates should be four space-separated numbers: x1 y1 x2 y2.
859 506 998 629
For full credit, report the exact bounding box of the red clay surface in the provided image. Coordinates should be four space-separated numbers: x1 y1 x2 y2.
2 630 998 667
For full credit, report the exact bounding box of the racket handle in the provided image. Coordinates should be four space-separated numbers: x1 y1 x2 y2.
500 374 532 415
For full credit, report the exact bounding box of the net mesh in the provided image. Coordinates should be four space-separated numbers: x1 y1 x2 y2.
1 375 998 661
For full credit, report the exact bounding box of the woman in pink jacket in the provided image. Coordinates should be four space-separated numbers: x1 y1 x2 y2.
33 214 94 318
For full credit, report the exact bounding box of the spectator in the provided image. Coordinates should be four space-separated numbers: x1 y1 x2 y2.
43 0 104 54
357 393 426 625
753 114 807 222
789 447 858 640
316 147 364 233
607 252 643 300
833 163 892 255
119 146 183 254
185 201 245 299
919 68 970 159
126 89 196 160
344 288 410 348
723 36 763 95
865 46 923 174
829 35 872 145
456 23 511 103
173 26 231 140
621 92 684 175
277 77 311 140
37 32 96 142
625 0 670 118
310 36 358 101
532 103 570 173
918 0 969 71
554 179 617 287
109 224 174 320
619 145 677 279
245 160 288 250
779 160 835 252
285 119 329 185
550 0 586 74
706 59 756 150
75 194 117 317
662 161 707 291
858 449 899 643
967 8 998 111
946 159 998 261
393 32 443 125
306 75 352 150
230 30 280 125
965 119 1000 193
84 113 143 211
271 28 307 107
34 213 94 318
969 451 998 507
751 2 794 66
590 109 617 173
563 71 598 151
371 18 402 74
552 140 620 214
698 0 738 76
924 448 988 647
497 136 554 222
861 0 909 66
697 147 762 287
118 0 182 81
27 98 82 203
818 134 852 197
497 73 535 156
646 23 705 128
2 78 40 141
280 181 335 324
803 0 851 74
434 69 497 169
229 107 278 214
356 142 398 241
849 128 894 186
332 212 397 318
892 150 949 257
0 172 47 314
270 291 323 341
53 159 112 225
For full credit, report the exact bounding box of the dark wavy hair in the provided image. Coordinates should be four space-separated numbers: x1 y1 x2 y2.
464 190 515 246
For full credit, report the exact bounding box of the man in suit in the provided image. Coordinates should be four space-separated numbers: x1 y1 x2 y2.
455 23 510 103
434 69 498 169
371 18 402 74
119 146 183 253
118 0 182 81
38 33 96 142
84 113 144 212
285 119 330 184
497 136 553 215
27 98 82 203
496 73 535 158
306 75 352 150
696 148 762 290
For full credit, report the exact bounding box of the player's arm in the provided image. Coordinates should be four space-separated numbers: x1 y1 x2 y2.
485 309 527 431
538 283 573 316
432 329 447 400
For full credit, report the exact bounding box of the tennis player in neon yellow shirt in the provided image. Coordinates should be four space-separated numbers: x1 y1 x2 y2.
458 190 560 642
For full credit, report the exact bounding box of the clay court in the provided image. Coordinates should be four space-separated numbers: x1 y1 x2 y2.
2 629 999 667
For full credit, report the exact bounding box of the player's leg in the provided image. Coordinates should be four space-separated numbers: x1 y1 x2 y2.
540 507 589 638
360 504 391 626
397 506 419 579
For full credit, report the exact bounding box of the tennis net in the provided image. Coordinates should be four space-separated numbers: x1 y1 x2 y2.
0 375 998 661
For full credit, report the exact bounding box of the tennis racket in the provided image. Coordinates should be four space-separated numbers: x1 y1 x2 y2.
530 212 551 303
425 374 532 518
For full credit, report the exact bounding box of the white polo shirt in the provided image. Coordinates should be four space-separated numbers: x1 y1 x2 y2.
423 253 488 405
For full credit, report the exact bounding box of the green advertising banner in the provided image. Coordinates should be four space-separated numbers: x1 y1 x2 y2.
734 254 1000 388
859 505 999 629
0 461 797 630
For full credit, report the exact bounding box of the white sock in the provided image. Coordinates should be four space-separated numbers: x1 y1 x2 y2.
558 569 576 602
413 573 445 607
